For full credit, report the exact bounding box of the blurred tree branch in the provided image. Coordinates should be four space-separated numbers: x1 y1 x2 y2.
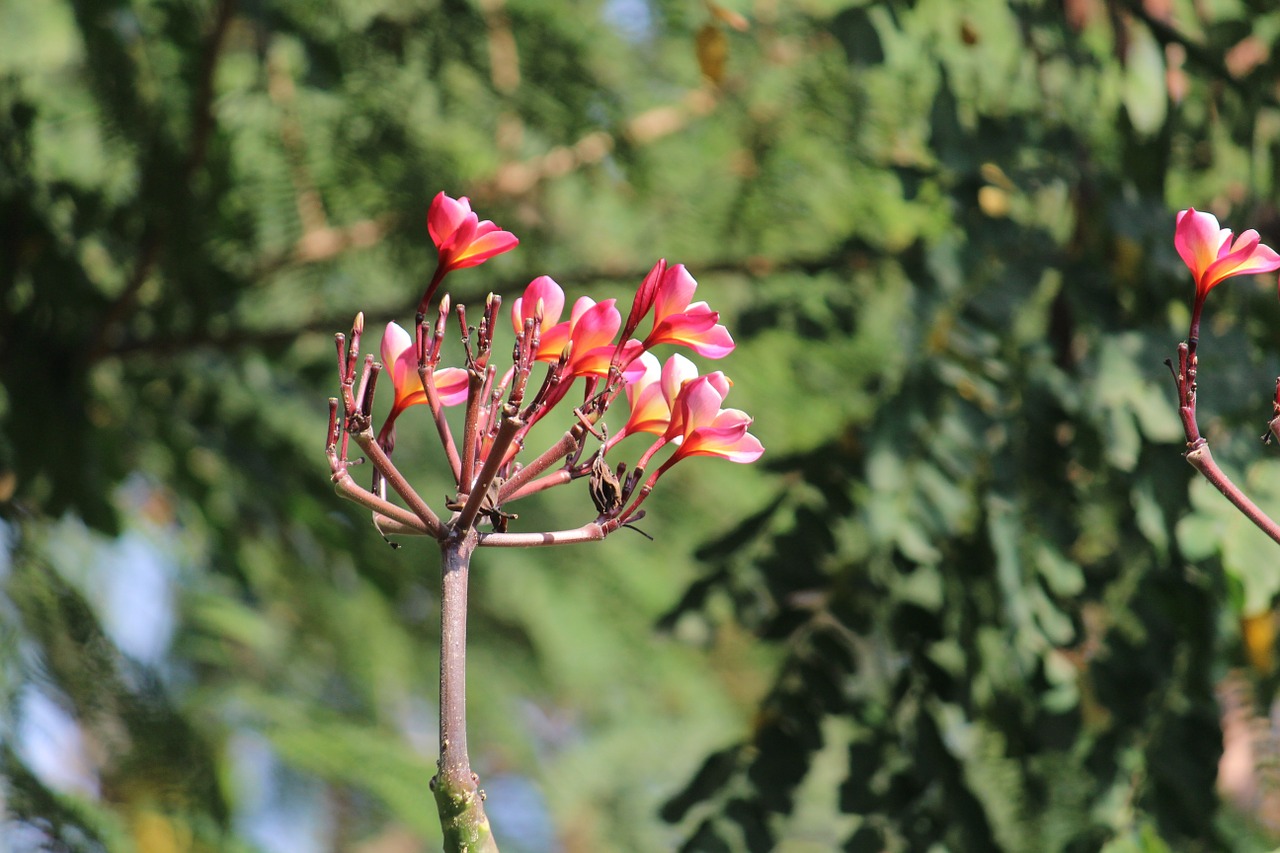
89 0 237 362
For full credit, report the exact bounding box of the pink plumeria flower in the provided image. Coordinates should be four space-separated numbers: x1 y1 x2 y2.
538 296 624 377
512 277 622 374
1175 208 1280 302
634 371 760 473
661 374 762 466
428 191 519 274
615 353 688 440
614 352 734 444
380 322 469 421
641 263 734 358
510 275 566 337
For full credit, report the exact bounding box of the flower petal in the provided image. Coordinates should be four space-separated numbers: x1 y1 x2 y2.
659 353 700 403
648 304 735 358
676 424 765 463
428 192 472 246
451 229 520 269
432 367 470 407
665 375 727 441
380 322 420 412
512 276 565 335
564 299 621 374
1175 208 1224 278
652 264 698 322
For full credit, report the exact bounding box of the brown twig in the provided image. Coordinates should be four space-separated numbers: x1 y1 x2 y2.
1184 441 1280 546
456 408 523 533
1172 308 1280 547
497 426 586 503
352 431 445 538
478 522 607 548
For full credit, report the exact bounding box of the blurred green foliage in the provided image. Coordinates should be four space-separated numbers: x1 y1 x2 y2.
7 0 1280 850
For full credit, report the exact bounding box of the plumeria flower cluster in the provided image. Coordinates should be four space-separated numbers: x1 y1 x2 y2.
327 191 762 547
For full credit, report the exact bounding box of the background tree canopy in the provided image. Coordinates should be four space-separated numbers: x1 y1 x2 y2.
6 0 1280 850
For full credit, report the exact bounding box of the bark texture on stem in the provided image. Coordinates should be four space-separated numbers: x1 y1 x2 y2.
1171 310 1280 548
434 532 500 853
1185 442 1280 546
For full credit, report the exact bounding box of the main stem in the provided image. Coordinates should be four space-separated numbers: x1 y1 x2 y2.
434 531 500 853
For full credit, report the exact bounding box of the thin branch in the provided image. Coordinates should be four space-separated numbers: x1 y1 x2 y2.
481 89 719 198
459 368 485 492
497 426 584 503
1186 442 1280 546
352 431 445 537
332 473 432 536
503 469 572 502
456 409 523 532
89 0 237 362
422 366 464 484
478 522 607 548
1171 316 1280 547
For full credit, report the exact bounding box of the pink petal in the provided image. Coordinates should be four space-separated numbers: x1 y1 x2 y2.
535 319 572 362
673 421 764 463
1218 227 1255 259
652 264 698 323
380 321 413 374
567 296 598 325
624 352 661 408
649 307 735 358
566 299 621 358
705 371 732 399
380 322 420 411
428 192 473 246
571 344 622 377
659 354 699 405
1198 228 1280 291
668 376 727 440
451 229 519 269
512 276 566 335
710 407 752 428
622 355 674 436
433 367 470 407
1221 230 1280 274
1174 208 1227 282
